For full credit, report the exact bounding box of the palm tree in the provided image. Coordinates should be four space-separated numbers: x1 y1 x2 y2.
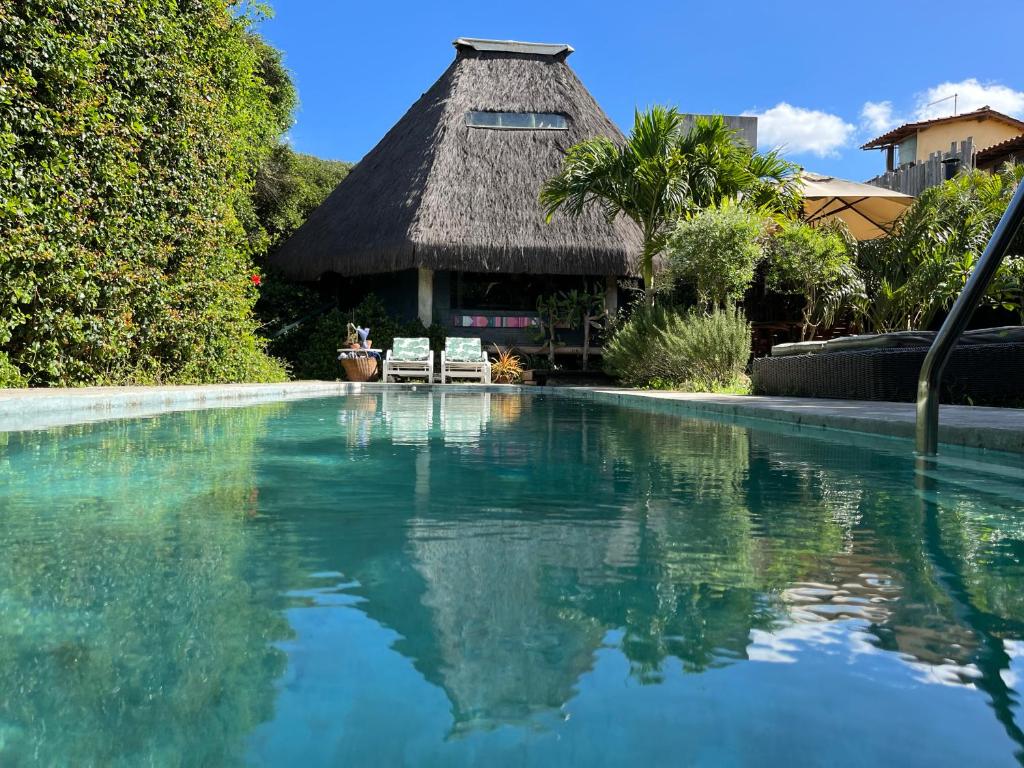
676 115 801 216
540 106 688 302
540 109 801 304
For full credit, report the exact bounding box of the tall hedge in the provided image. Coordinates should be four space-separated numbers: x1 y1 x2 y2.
0 0 293 385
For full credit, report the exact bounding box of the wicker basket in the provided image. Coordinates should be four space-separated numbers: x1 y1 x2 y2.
340 356 378 382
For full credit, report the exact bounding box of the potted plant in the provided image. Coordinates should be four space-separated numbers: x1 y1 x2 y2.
490 345 524 384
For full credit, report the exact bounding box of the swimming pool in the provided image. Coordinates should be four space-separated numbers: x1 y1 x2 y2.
2 391 1024 766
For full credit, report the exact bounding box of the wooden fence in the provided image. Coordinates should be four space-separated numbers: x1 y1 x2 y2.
865 138 974 196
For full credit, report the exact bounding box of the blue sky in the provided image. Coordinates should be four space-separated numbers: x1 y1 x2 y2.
261 0 1022 182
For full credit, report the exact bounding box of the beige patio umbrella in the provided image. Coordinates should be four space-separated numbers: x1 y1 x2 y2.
801 172 913 240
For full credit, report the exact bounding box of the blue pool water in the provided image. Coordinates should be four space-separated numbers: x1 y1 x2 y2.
3 391 1024 766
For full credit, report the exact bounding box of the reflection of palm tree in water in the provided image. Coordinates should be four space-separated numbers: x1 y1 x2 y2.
915 458 1024 763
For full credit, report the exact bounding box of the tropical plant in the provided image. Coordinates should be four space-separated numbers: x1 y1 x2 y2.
541 110 801 303
490 346 524 384
676 115 802 217
533 294 572 364
559 287 608 370
767 221 864 340
664 201 768 310
604 304 750 389
857 165 1024 332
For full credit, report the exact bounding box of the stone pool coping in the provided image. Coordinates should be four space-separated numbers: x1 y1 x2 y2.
0 382 1021 454
569 389 1024 455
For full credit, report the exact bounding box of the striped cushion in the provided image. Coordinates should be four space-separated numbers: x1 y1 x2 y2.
392 337 430 361
446 337 482 362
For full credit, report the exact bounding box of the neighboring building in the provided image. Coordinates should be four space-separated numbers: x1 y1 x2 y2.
680 114 757 148
976 134 1024 173
270 38 642 349
862 107 1024 195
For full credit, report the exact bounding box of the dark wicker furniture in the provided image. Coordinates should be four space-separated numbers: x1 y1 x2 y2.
752 337 1024 404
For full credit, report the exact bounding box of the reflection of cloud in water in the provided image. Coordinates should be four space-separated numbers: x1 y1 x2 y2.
748 619 983 688
777 554 979 670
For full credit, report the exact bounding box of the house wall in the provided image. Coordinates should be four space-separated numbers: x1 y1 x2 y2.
914 119 1021 163
374 269 419 322
680 114 757 148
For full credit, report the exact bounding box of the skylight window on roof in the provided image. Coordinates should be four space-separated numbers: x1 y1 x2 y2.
466 111 568 130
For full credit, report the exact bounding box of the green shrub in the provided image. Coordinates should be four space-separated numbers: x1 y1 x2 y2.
604 305 751 390
0 352 28 388
766 220 862 341
663 202 767 309
0 1 292 385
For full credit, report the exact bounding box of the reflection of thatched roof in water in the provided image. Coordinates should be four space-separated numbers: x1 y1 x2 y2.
407 518 616 729
269 39 642 279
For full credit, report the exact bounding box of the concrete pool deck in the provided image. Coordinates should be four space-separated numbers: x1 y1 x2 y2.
0 382 1021 454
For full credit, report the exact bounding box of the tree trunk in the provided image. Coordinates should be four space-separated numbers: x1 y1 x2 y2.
642 253 655 307
582 312 590 371
548 307 556 366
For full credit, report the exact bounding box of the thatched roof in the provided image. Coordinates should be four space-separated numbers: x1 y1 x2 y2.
269 39 642 279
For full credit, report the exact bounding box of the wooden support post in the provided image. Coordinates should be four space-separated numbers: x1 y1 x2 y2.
417 268 433 327
604 275 618 315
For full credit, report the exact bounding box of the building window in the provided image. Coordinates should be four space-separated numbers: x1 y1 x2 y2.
897 135 917 167
466 111 568 130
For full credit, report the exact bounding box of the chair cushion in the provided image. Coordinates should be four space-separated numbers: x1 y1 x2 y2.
771 340 826 357
393 337 430 361
446 337 482 362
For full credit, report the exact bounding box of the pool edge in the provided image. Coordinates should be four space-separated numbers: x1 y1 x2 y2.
1 382 1021 455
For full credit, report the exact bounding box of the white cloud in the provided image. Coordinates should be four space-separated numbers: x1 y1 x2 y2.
914 78 1024 120
860 100 901 133
744 102 855 157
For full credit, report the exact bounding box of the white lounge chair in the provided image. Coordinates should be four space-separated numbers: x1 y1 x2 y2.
383 337 434 382
441 337 491 384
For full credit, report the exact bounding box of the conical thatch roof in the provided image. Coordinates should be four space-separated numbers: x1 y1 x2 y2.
269 38 642 279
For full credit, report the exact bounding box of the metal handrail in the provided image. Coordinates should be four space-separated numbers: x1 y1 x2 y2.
915 180 1024 455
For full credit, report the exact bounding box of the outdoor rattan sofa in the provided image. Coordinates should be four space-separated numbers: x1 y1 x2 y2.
751 326 1024 403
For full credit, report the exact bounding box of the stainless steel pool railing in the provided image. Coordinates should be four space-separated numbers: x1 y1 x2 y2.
916 180 1024 456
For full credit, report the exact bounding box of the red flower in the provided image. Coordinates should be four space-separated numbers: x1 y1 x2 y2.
250 274 262 286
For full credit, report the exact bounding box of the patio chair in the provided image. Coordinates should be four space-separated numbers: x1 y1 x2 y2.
441 337 491 384
383 337 434 382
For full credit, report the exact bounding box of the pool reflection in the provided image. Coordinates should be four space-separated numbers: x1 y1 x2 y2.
4 393 1024 765
286 394 1024 753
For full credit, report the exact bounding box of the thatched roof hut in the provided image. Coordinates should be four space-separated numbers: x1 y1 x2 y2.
269 38 642 280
